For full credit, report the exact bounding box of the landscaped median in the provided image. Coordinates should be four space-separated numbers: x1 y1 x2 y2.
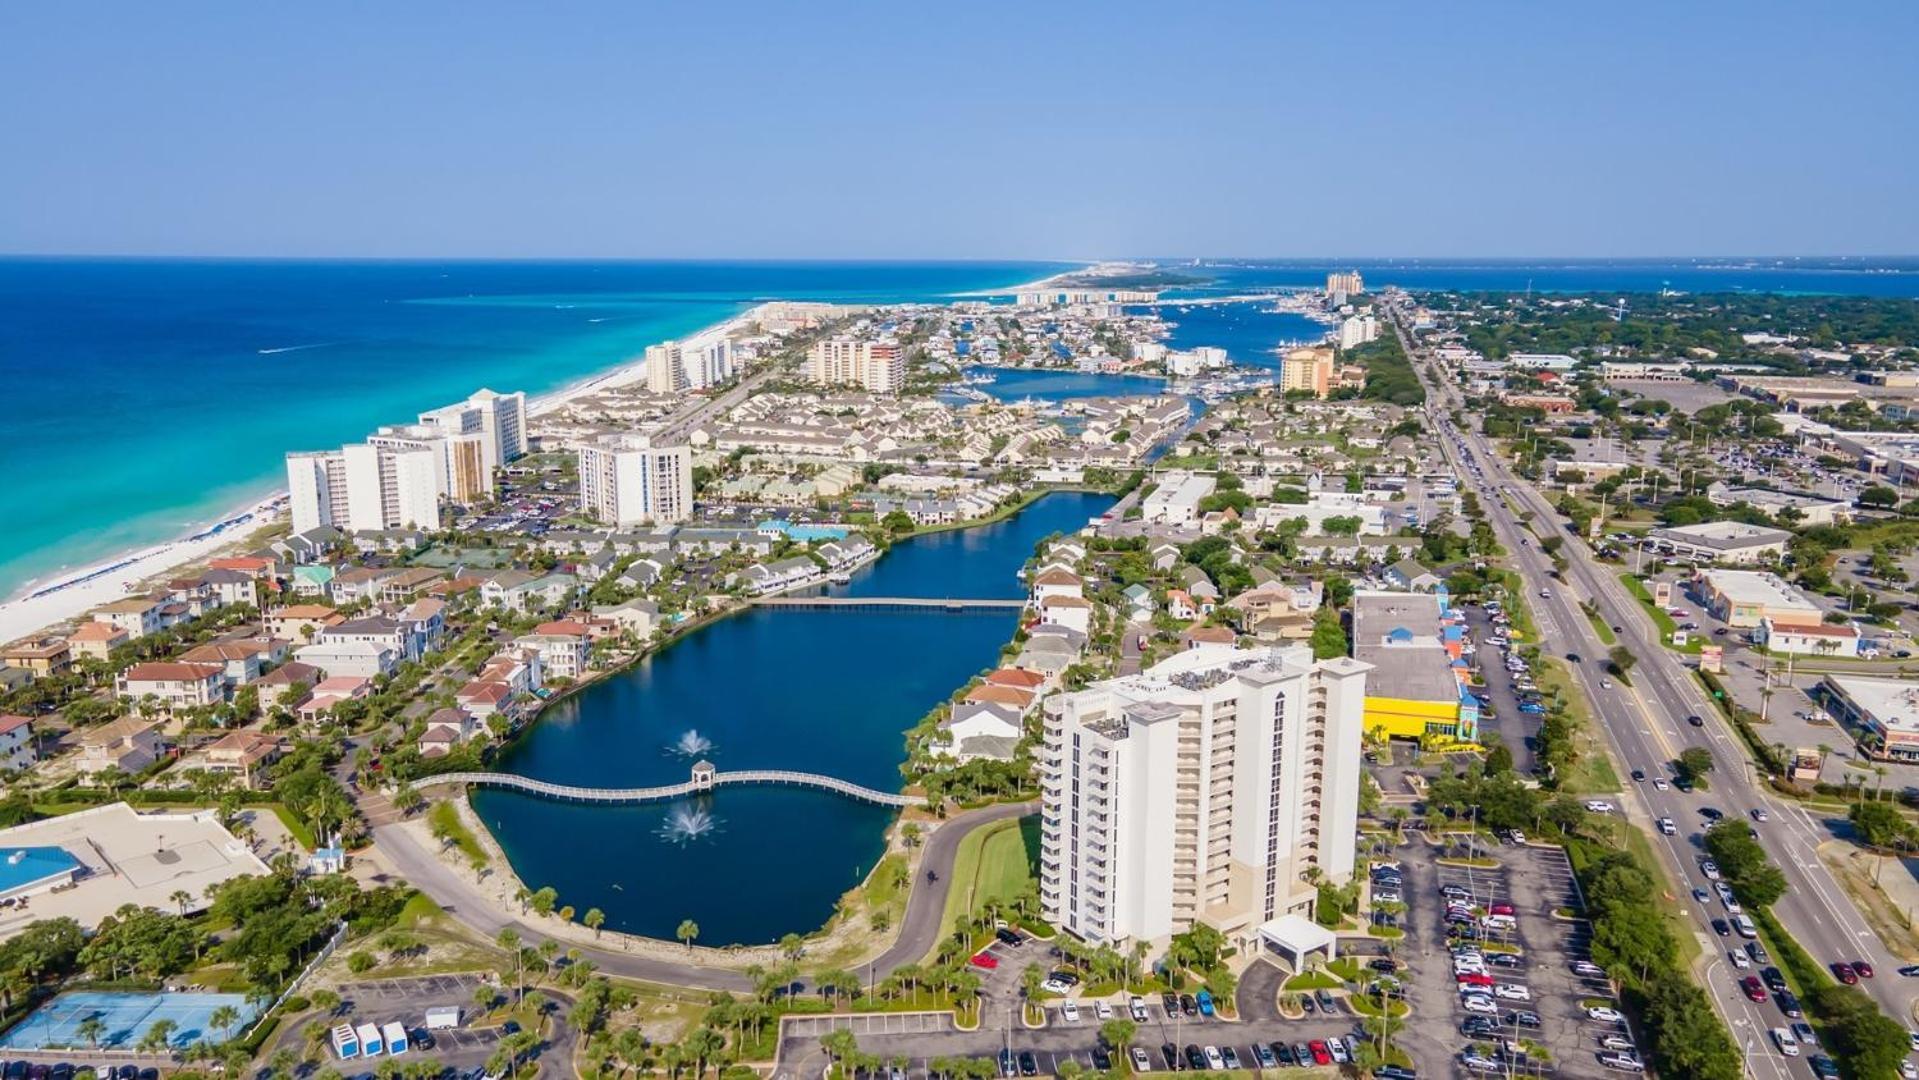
1706 820 1912 1079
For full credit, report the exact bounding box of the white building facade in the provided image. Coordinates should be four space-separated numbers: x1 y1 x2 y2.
1039 645 1370 956
577 435 695 526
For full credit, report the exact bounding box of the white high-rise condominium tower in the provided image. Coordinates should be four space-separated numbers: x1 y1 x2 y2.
647 340 734 395
416 388 526 475
1039 644 1370 955
805 337 904 394
287 386 522 535
577 434 694 526
287 442 441 534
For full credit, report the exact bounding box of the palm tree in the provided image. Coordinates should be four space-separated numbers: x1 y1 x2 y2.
584 907 605 939
138 1018 178 1056
76 1014 106 1050
208 1004 240 1044
676 918 700 953
169 889 193 915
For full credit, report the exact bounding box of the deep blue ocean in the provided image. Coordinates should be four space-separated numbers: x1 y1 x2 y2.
4 256 1916 601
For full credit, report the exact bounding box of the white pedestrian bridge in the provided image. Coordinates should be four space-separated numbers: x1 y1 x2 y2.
412 761 917 808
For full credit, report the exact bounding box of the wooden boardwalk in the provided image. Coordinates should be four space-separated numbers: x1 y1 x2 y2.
751 596 1023 611
414 767 918 808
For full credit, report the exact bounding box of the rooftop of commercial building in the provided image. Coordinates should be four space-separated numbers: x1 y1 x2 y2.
1350 590 1461 702
1825 675 1919 733
1700 569 1821 612
1650 521 1794 549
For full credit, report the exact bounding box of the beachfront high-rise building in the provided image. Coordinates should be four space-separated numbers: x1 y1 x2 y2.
1338 313 1379 351
577 435 694 527
805 337 905 394
286 442 441 535
1279 346 1336 398
1325 271 1364 305
646 340 735 395
416 388 527 475
1039 643 1371 956
287 386 523 535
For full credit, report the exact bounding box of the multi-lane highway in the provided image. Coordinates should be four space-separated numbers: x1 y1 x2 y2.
1384 301 1916 1071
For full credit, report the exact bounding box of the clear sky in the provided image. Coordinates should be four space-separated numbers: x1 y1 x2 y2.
3 1 1914 259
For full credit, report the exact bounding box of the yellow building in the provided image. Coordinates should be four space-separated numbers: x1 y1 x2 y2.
1281 346 1336 398
1350 591 1477 743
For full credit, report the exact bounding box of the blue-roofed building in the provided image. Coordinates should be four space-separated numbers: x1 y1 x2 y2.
0 846 82 899
955 340 971 356
1050 342 1072 361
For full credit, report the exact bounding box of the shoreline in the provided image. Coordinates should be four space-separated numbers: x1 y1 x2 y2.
0 304 770 644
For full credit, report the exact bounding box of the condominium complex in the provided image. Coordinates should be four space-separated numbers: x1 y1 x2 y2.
1039 644 1371 956
1325 271 1364 303
287 388 526 534
646 339 735 395
1337 313 1379 350
577 434 694 526
806 337 905 394
1280 347 1336 398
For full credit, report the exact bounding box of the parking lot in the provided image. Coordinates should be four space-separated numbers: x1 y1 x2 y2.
1462 605 1542 774
1391 836 1639 1078
274 974 570 1077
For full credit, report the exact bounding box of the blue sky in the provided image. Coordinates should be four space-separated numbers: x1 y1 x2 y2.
2 2 1914 258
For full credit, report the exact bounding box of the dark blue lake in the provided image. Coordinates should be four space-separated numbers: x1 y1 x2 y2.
473 491 1114 946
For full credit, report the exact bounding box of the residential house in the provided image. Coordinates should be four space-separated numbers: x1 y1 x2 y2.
517 622 590 681
294 638 400 680
66 621 129 661
117 662 226 710
93 597 167 639
1383 559 1441 593
267 604 345 642
1029 569 1085 605
1166 589 1197 621
201 730 285 788
200 567 263 608
254 661 324 710
177 641 270 687
1039 594 1093 635
939 702 1023 763
0 714 36 771
418 707 481 757
299 676 373 721
76 717 165 777
1122 584 1155 621
0 639 71 679
592 598 661 640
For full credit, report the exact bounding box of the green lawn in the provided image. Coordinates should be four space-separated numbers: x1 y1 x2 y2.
934 815 1037 947
270 803 317 849
1619 826 1702 972
1584 610 1617 646
1617 574 1703 653
427 800 489 868
1539 659 1621 794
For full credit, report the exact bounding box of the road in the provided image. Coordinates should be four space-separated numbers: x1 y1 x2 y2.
1385 301 1916 1071
373 799 1035 993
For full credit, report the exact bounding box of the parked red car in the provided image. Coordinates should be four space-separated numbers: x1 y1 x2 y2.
1489 903 1516 916
970 952 999 970
1308 1041 1331 1066
1456 973 1495 987
1740 975 1767 1003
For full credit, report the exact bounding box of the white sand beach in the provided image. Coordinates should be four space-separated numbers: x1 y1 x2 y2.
0 305 769 647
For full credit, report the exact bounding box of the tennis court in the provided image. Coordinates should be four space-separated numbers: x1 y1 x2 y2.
0 991 261 1051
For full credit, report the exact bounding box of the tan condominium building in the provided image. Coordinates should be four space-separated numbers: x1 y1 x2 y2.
576 434 694 527
1039 643 1370 958
1280 346 1337 398
806 337 905 394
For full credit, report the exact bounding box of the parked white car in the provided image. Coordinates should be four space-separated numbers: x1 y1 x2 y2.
1588 1006 1626 1024
1060 1001 1079 1023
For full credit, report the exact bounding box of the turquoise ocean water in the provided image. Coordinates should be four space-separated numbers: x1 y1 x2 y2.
0 259 1066 599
